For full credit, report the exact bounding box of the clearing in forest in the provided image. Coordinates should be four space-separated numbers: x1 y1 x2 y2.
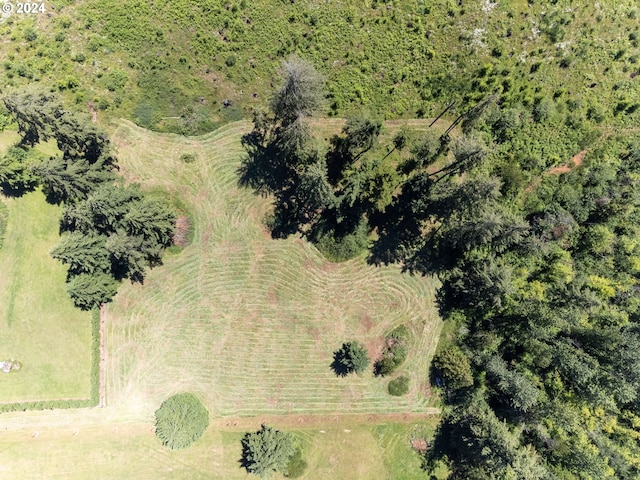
104 119 442 418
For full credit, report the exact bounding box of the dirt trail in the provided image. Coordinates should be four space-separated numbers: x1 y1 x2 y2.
99 304 106 408
209 410 441 431
546 148 587 175
0 408 441 434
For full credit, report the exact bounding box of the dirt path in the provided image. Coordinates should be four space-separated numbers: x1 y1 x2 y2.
546 148 587 175
209 410 441 431
88 101 97 124
99 304 106 408
0 407 441 434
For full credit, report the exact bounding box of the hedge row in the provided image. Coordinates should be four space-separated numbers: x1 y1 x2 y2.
0 308 101 413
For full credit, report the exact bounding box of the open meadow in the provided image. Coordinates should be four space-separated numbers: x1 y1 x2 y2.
0 132 92 403
0 190 92 402
0 416 437 479
104 119 442 417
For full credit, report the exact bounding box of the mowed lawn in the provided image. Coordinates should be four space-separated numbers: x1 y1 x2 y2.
0 419 432 479
0 190 92 402
104 119 442 417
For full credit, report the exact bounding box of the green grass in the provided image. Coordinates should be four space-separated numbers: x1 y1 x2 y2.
0 420 434 479
1 1 638 134
0 190 92 402
102 119 441 418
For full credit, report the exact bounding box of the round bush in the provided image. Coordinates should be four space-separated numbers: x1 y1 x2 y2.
155 392 209 449
388 376 410 396
310 220 369 263
285 447 308 478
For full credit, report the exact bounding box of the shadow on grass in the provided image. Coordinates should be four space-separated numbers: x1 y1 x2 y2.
0 181 36 198
330 348 349 377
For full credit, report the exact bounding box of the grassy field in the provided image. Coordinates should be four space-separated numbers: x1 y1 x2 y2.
0 119 440 477
0 190 92 402
0 418 434 479
103 119 441 418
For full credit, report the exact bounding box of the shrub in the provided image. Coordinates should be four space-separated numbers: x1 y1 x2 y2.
388 375 410 396
332 340 370 375
374 324 410 376
284 447 308 478
155 392 209 449
310 219 369 262
180 153 197 163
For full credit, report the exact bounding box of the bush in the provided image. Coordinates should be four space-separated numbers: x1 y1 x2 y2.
155 392 209 449
180 153 197 164
311 219 369 262
332 340 370 375
374 324 410 376
388 375 410 396
432 346 474 390
284 447 308 478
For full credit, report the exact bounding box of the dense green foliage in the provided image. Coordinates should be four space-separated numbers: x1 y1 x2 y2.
432 346 474 391
241 424 296 478
388 375 410 397
332 341 370 376
1 90 176 309
382 127 640 477
374 324 410 377
284 447 307 478
2 1 638 136
154 392 209 450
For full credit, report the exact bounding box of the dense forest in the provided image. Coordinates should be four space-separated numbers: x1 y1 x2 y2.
1 1 640 478
239 54 640 478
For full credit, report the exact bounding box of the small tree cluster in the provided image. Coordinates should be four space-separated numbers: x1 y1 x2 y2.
155 392 209 450
240 58 407 261
52 184 175 309
3 89 116 204
2 90 176 309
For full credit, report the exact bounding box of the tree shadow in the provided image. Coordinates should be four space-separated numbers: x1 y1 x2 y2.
0 181 36 198
330 348 349 377
237 134 290 197
238 431 252 473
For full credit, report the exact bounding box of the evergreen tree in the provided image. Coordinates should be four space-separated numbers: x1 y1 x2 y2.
332 341 370 375
50 232 110 275
66 272 120 310
241 425 296 478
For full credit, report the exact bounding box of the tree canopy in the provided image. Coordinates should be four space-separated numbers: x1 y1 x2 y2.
241 424 296 478
332 340 370 376
154 392 209 450
2 89 176 309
